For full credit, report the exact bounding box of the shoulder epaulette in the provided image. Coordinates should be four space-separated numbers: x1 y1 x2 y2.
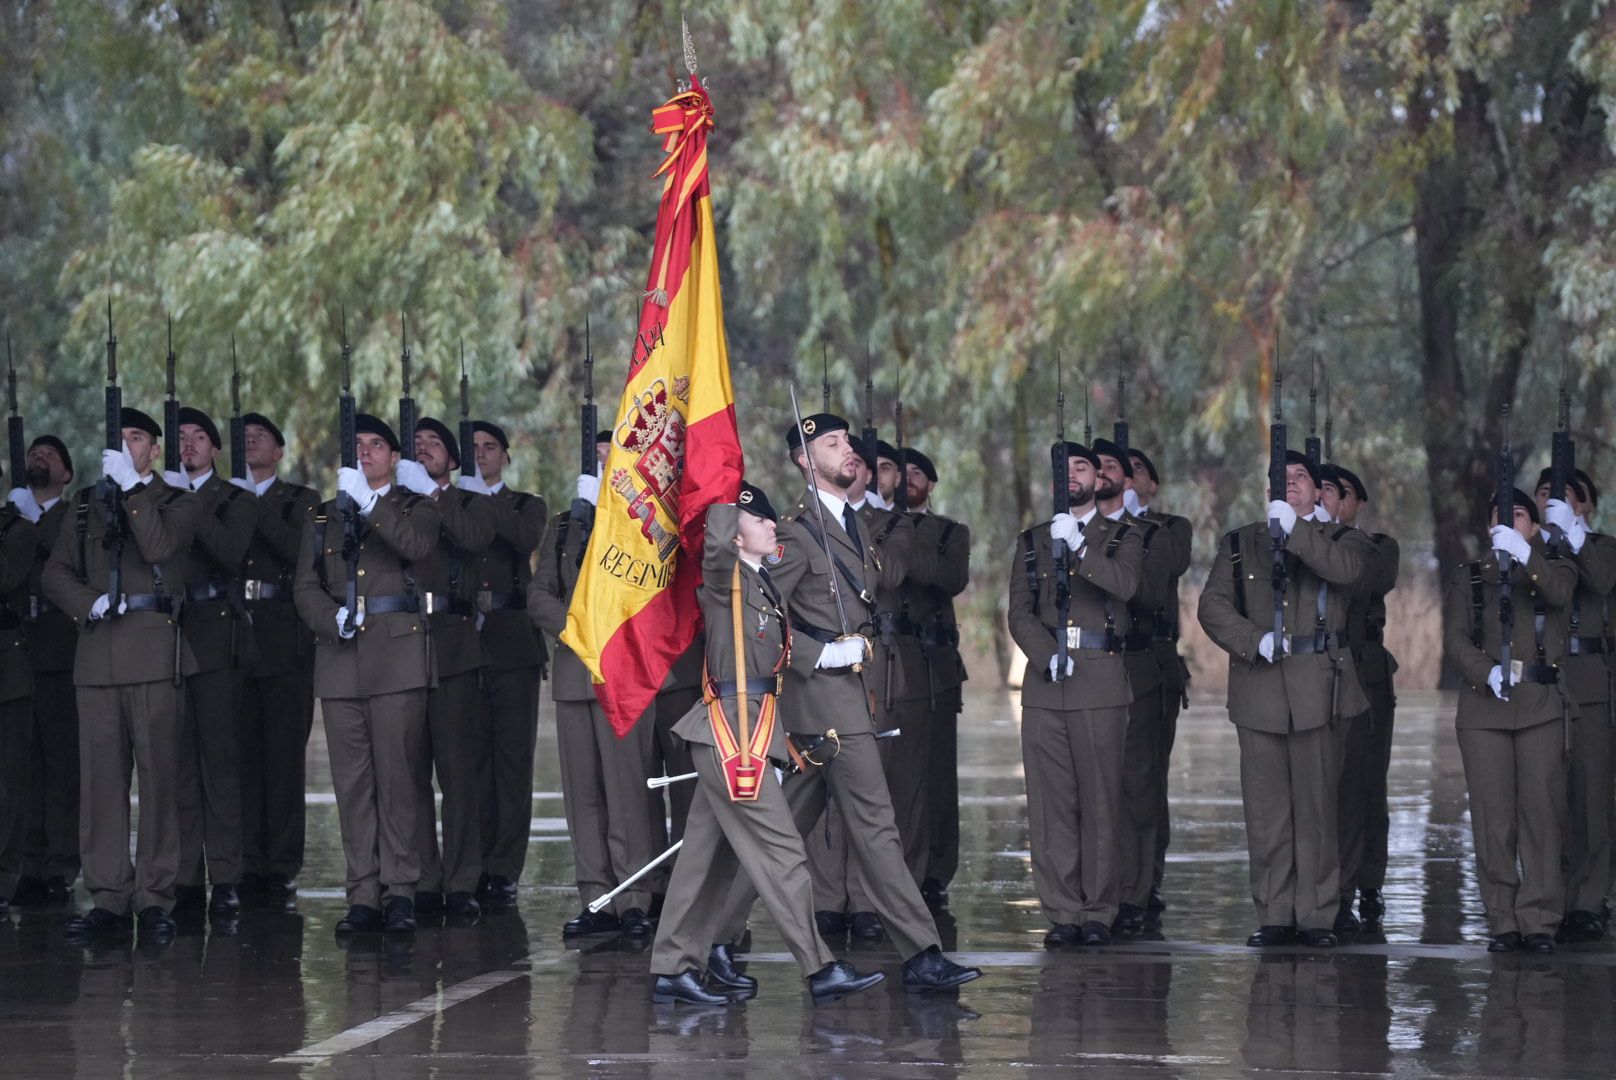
399 493 425 512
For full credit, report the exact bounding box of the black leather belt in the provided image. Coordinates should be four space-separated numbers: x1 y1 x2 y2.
1283 632 1339 656
187 583 232 602
790 619 839 645
422 593 474 617
1569 637 1608 656
243 580 290 602
125 594 174 614
711 677 777 698
1518 663 1559 685
477 590 525 612
1056 626 1115 652
358 595 419 616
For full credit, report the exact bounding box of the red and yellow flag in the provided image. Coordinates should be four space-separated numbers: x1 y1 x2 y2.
561 77 743 737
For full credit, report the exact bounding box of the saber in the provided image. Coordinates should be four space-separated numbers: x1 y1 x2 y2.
647 771 699 790
587 840 684 913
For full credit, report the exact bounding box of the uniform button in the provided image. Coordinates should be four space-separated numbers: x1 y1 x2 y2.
357 569 366 577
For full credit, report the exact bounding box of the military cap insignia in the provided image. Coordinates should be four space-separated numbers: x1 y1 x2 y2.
739 489 754 505
803 418 817 436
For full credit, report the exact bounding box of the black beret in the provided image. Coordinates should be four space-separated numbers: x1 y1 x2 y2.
471 420 509 451
595 429 613 444
853 437 876 473
1061 441 1102 471
1491 486 1540 526
355 413 400 452
903 447 937 483
415 416 460 468
1322 463 1369 503
120 407 162 439
176 406 221 449
786 413 850 454
1283 449 1322 488
1128 448 1160 485
875 439 902 464
241 412 285 447
1578 468 1600 508
737 482 778 523
1091 437 1134 477
29 435 73 478
1534 467 1592 506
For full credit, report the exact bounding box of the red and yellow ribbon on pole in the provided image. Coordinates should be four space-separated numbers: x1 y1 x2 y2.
562 76 744 737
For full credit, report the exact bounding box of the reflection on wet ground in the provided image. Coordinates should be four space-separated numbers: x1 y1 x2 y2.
3 689 1615 1077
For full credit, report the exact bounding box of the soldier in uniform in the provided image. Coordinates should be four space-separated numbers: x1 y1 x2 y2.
1009 440 1144 947
465 420 547 905
1533 467 1615 942
406 416 495 920
293 413 440 935
43 407 201 943
716 414 980 994
235 413 321 900
0 477 39 919
1443 488 1576 953
1321 464 1401 932
644 642 704 911
170 406 257 919
528 431 660 939
1088 437 1176 936
894 448 969 911
1124 448 1193 923
803 438 913 941
1198 450 1371 948
5 435 78 907
648 485 885 1007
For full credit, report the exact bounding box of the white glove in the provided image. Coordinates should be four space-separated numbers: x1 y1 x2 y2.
162 470 190 489
88 594 127 621
7 487 41 523
1050 512 1084 549
576 473 600 506
335 606 365 640
864 488 889 510
395 458 438 497
229 477 257 494
337 467 379 516
814 637 866 669
1312 501 1333 523
1566 518 1589 555
1267 499 1297 536
1543 498 1584 553
1487 664 1506 699
455 475 492 495
1122 487 1143 516
1047 654 1075 679
474 610 486 632
1258 631 1278 662
1489 524 1532 566
101 445 141 492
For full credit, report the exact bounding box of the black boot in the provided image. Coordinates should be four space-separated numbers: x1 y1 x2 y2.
563 909 621 937
335 905 384 935
1358 887 1385 923
1246 925 1293 947
1300 928 1338 948
43 876 73 905
849 911 885 940
137 906 176 944
446 892 481 919
652 970 731 1006
902 946 981 994
383 897 417 933
1044 923 1080 949
1488 931 1523 953
65 907 133 941
621 907 655 937
707 945 758 994
807 961 885 1005
814 910 848 938
209 884 241 916
1523 932 1556 954
1333 898 1361 934
1080 921 1112 946
1112 904 1144 936
264 873 297 898
1563 909 1604 943
920 878 949 911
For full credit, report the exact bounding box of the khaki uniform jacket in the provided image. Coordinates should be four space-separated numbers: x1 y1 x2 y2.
0 508 37 702
856 502 914 708
771 489 902 737
1442 539 1578 730
1197 517 1371 732
475 485 548 672
1008 512 1144 711
671 504 789 761
243 477 320 678
179 472 258 673
1138 510 1193 695
1558 531 1616 706
42 476 202 686
26 498 75 675
293 487 441 698
528 508 595 702
894 510 970 701
414 484 494 680
1345 531 1401 692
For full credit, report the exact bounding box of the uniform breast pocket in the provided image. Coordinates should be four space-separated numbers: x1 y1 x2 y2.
385 615 423 639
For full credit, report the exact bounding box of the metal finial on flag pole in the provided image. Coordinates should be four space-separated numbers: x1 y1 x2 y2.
682 17 699 76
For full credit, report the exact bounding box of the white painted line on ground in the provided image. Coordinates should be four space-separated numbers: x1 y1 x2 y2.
272 953 561 1065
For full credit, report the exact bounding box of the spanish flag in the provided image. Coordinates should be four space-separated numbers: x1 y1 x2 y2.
561 76 743 737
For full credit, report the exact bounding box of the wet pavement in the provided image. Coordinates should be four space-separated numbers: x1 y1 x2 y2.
3 688 1615 1077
